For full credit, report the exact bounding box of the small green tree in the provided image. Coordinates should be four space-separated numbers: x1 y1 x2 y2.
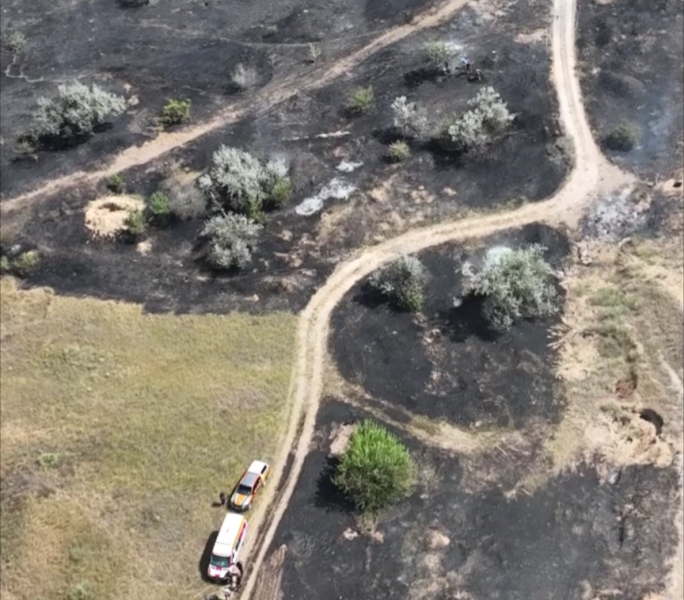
604 121 639 152
462 244 558 330
346 86 374 115
370 254 427 312
160 99 191 126
334 420 414 515
146 191 170 219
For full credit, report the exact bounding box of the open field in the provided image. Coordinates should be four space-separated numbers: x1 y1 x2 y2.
0 278 297 600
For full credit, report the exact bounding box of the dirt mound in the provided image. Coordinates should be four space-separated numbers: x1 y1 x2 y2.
84 195 144 239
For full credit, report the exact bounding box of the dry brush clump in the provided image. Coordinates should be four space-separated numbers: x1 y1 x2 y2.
199 213 262 270
370 254 428 312
198 146 292 219
461 244 558 330
391 96 427 138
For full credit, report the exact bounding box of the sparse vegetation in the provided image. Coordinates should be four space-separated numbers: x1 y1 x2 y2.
4 30 26 54
231 63 258 91
346 86 374 115
13 134 38 158
31 82 126 141
199 213 262 270
197 146 292 219
461 244 558 330
37 452 61 469
390 96 427 137
604 121 640 152
68 582 96 600
307 43 322 63
387 140 410 162
166 181 207 220
146 192 170 220
370 254 427 312
334 420 414 515
124 208 145 237
424 40 451 66
11 250 41 277
107 174 126 194
0 255 11 273
160 98 191 127
440 86 514 152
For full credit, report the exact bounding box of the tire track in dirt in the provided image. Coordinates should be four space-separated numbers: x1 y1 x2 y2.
235 2 634 597
1 0 472 215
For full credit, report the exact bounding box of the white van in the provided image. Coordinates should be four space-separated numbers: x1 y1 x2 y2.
207 513 248 581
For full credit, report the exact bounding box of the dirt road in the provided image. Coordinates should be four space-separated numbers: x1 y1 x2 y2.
236 0 639 598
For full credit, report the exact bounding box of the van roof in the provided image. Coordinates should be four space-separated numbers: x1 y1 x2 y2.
213 513 246 557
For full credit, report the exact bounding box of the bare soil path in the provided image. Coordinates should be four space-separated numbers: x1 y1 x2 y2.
236 0 646 598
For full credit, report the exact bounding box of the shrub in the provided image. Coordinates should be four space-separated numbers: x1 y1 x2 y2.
424 40 450 66
334 420 414 515
107 174 125 194
231 64 258 91
4 30 26 54
13 135 38 158
461 244 558 330
346 86 374 115
160 98 191 126
166 181 206 220
12 250 40 276
604 121 639 152
370 254 427 312
0 256 11 273
307 43 322 63
387 140 410 162
390 96 427 137
443 86 514 152
68 582 96 600
37 452 61 468
32 82 126 140
146 192 170 219
124 209 145 237
197 146 292 218
200 213 262 270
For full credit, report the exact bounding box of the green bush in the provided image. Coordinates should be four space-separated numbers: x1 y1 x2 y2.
200 213 262 270
37 452 61 469
146 191 170 219
124 209 145 237
266 177 293 209
33 82 126 140
604 121 639 152
107 174 125 194
462 244 558 330
370 254 427 312
346 86 374 115
334 420 414 515
387 140 410 162
0 256 11 273
160 99 191 127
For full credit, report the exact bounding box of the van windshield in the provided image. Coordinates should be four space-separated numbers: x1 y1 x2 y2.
210 554 230 568
237 484 252 496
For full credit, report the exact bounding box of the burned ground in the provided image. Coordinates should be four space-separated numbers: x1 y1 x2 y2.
1 0 570 315
576 0 684 179
263 397 679 600
330 223 570 429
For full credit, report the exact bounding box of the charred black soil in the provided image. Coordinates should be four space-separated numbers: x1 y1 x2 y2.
262 397 679 600
576 0 684 178
330 223 570 428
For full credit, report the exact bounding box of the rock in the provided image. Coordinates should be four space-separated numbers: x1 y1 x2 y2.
342 528 359 541
608 469 621 485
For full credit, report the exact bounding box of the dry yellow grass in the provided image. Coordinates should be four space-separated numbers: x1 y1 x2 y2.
0 278 297 600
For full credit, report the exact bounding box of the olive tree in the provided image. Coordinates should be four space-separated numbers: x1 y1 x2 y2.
334 420 414 515
32 82 126 140
461 244 558 330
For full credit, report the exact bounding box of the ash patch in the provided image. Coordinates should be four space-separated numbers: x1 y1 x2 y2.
330 223 569 428
264 398 680 600
581 184 652 242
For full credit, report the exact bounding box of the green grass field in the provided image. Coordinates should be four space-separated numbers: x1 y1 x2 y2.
0 278 297 600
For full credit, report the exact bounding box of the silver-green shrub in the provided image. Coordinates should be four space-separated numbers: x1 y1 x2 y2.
200 213 262 270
